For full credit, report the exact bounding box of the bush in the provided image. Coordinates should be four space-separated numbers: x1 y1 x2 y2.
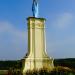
25 66 75 75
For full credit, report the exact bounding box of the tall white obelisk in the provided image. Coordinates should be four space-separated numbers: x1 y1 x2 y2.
22 0 54 75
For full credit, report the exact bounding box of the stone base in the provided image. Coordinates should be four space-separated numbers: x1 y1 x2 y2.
22 55 54 75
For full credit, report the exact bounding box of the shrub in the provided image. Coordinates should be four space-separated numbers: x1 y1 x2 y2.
25 66 75 75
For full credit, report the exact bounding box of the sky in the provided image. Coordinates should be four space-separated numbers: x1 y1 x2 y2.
0 0 75 60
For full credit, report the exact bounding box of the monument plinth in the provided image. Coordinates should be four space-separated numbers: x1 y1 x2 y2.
22 17 54 75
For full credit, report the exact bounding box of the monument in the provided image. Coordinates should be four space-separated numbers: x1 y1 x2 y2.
22 0 54 74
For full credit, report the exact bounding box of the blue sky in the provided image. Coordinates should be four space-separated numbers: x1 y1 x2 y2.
0 0 75 60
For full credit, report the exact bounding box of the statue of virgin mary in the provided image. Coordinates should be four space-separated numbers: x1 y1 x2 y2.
32 0 39 17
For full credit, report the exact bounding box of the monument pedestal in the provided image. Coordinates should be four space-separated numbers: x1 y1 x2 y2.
22 17 54 75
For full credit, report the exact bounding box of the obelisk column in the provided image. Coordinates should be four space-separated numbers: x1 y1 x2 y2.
28 17 46 58
22 17 54 75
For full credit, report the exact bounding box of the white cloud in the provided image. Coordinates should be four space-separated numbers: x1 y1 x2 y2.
47 35 75 58
0 21 27 60
52 12 73 29
45 12 75 58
